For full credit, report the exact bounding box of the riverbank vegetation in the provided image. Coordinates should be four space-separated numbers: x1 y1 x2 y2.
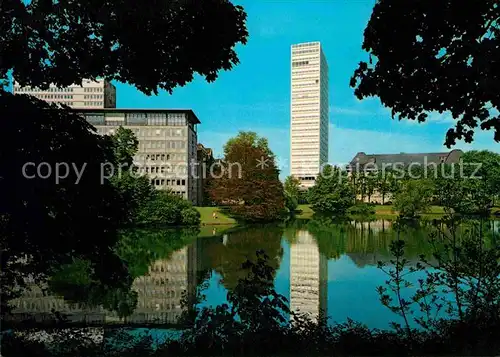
1 0 247 327
4 215 500 356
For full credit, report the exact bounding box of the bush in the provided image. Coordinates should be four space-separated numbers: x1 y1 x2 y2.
136 191 197 226
348 203 375 216
181 207 201 226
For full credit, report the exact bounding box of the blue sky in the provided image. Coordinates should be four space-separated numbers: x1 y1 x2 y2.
115 0 498 179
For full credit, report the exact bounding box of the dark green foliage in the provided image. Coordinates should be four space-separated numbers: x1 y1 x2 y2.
308 165 355 216
348 203 376 217
351 0 500 146
109 127 139 169
284 191 298 213
136 191 200 227
1 0 248 95
0 92 128 316
203 225 283 291
394 179 434 219
110 172 157 224
181 207 202 226
47 228 199 318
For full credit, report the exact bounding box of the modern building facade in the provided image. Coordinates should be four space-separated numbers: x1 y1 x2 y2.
290 41 329 189
78 108 201 205
289 230 328 323
12 78 116 109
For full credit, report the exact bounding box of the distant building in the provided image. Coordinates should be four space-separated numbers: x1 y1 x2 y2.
13 78 116 109
196 144 214 206
347 150 464 203
348 150 463 174
290 42 330 190
78 108 201 205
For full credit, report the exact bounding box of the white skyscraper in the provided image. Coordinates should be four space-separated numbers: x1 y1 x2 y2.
290 42 329 189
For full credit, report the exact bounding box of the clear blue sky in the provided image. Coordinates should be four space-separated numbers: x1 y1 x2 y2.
116 0 498 179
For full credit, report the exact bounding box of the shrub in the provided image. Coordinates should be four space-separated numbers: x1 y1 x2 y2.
181 207 201 226
348 203 375 216
136 191 196 226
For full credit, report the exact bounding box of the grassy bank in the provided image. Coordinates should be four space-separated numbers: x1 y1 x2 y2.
196 207 237 225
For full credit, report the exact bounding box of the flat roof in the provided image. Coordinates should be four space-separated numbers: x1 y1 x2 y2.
75 108 200 124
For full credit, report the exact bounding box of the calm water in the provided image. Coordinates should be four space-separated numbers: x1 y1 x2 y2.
9 218 500 331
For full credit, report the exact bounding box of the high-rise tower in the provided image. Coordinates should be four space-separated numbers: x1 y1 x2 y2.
290 42 329 189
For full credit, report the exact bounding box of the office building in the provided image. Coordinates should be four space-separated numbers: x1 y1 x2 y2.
290 42 329 189
12 78 116 109
289 230 328 323
79 108 201 204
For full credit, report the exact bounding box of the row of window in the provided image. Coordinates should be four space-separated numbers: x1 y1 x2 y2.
132 128 185 137
15 86 74 92
151 179 187 193
292 60 310 67
84 94 103 99
140 140 186 150
32 94 73 99
84 101 103 106
87 114 189 126
143 153 186 161
292 48 319 55
83 87 103 92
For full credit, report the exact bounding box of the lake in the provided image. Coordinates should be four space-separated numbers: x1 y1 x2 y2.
8 218 500 332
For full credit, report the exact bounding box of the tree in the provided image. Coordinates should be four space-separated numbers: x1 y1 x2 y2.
284 176 301 199
377 169 394 205
462 150 500 207
284 176 301 213
308 165 355 216
351 0 500 146
110 126 139 169
209 131 286 222
365 172 378 203
393 179 434 219
1 0 244 313
0 94 128 315
1 0 248 94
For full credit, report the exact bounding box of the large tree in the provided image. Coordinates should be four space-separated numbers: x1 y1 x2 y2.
209 131 285 222
1 0 247 315
308 165 355 216
1 0 248 94
0 94 129 314
351 0 500 146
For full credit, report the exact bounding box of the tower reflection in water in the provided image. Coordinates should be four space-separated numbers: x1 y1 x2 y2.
289 230 328 323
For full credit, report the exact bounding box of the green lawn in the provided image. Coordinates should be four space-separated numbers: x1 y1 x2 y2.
296 204 314 219
297 204 447 219
196 207 237 225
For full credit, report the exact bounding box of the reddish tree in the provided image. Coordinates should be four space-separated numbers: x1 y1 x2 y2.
209 132 285 222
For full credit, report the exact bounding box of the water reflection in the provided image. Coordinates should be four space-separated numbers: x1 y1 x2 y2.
289 230 327 322
9 218 499 329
